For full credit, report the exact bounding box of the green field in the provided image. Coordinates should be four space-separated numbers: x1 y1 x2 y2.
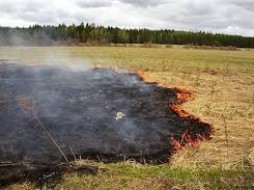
1 46 254 189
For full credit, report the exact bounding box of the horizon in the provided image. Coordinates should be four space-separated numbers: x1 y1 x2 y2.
0 0 253 37
1 23 253 38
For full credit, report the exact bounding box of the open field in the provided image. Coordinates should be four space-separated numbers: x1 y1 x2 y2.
1 46 254 189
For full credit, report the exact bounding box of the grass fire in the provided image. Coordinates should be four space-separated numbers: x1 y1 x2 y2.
0 62 213 184
1 0 254 188
0 46 253 189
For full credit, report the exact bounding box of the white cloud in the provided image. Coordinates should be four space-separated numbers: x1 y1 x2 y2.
0 0 253 36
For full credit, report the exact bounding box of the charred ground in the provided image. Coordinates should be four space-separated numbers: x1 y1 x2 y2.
0 62 212 185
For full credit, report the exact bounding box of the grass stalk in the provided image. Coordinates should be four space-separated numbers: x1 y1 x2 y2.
16 95 69 163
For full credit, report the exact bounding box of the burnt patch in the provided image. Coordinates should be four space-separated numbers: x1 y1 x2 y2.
0 162 98 188
0 62 212 185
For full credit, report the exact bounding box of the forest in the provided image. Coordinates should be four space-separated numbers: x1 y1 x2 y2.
0 22 254 48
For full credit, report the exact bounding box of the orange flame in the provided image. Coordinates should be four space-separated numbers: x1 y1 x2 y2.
135 71 213 153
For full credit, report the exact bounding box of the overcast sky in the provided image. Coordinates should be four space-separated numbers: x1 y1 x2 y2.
0 0 253 36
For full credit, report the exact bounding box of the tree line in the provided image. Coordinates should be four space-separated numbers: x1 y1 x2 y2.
0 22 253 48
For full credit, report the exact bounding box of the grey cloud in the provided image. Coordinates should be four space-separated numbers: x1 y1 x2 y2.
0 1 46 14
18 11 57 24
0 2 17 13
21 1 46 13
147 0 254 35
118 0 166 7
226 0 254 12
77 0 113 8
0 0 71 25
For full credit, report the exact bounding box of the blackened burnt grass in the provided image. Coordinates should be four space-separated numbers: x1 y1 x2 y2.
0 62 212 184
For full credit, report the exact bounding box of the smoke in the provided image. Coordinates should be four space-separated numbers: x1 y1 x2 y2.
0 46 92 71
0 62 161 162
0 28 76 46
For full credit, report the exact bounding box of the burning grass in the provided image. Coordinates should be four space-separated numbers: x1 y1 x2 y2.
137 74 214 153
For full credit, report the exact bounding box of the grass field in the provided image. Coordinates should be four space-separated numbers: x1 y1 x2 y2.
1 46 254 189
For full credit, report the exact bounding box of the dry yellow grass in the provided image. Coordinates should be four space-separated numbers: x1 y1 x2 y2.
1 46 254 189
146 70 254 169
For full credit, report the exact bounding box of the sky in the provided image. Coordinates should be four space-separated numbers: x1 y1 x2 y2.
0 0 253 36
